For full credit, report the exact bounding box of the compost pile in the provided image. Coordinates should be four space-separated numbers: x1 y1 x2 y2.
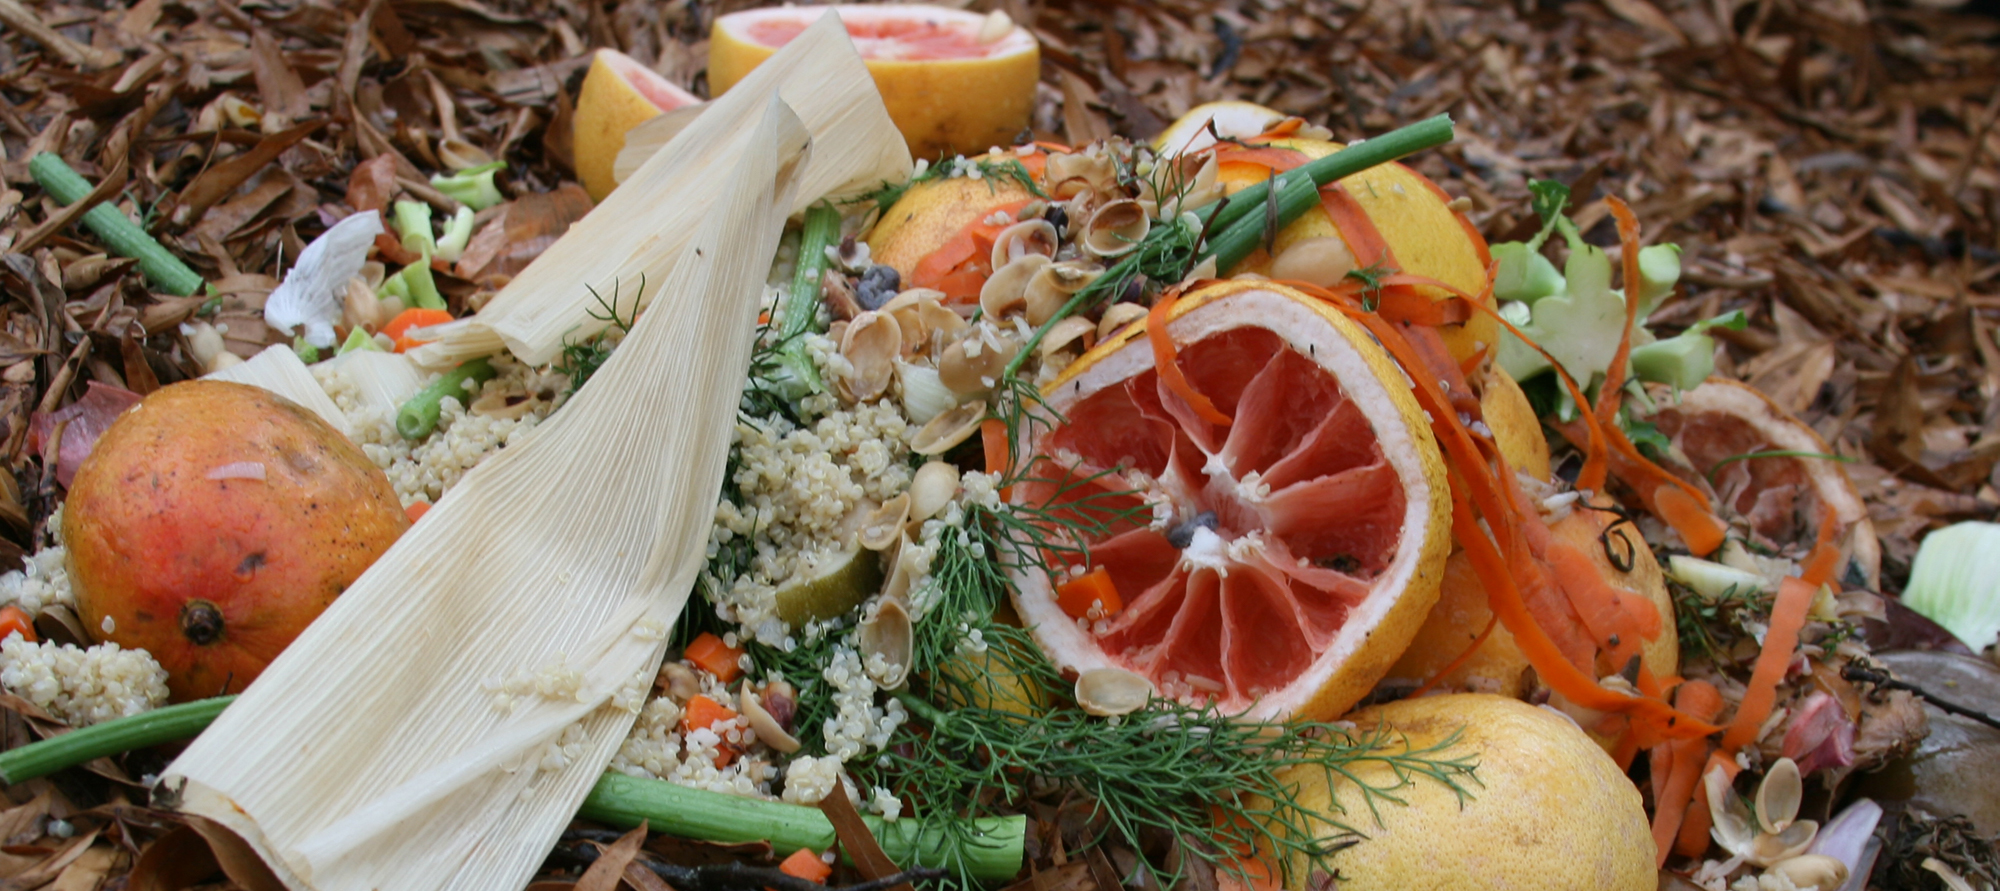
0 0 1996 889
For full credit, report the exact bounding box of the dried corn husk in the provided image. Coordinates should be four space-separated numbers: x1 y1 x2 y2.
204 345 350 436
409 11 910 368
315 350 428 420
160 96 813 891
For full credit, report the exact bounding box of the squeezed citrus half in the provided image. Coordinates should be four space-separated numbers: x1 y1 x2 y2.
573 48 700 201
710 5 1040 160
1008 281 1450 721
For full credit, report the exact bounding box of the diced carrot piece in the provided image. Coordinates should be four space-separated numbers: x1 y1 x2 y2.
405 501 430 523
0 605 36 643
380 307 455 352
682 694 737 732
683 632 744 683
779 848 832 884
1056 566 1122 620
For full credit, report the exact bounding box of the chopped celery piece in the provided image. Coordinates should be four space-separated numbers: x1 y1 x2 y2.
1635 243 1682 317
1491 242 1565 304
436 206 475 263
385 261 445 311
431 161 506 211
292 336 320 364
1630 330 1715 390
339 326 385 355
394 200 435 258
1496 300 1549 382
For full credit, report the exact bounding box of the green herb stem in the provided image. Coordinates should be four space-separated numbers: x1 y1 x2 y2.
0 695 236 784
777 202 841 395
582 773 1025 882
28 153 203 296
397 358 496 439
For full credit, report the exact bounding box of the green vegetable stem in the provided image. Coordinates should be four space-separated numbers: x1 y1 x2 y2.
27 153 204 296
772 201 842 398
397 358 497 440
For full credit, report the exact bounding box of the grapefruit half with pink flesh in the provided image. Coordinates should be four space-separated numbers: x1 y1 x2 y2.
573 48 701 201
709 5 1039 160
1008 281 1451 722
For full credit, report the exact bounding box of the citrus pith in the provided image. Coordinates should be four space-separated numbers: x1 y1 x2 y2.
573 49 701 201
1007 280 1450 722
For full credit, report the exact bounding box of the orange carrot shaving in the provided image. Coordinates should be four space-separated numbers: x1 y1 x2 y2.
404 501 430 524
1318 183 1392 269
1288 280 1721 740
1655 485 1726 556
1147 287 1232 425
1650 680 1724 866
908 199 1033 302
1720 576 1818 752
0 605 35 643
1056 566 1123 620
1798 503 1842 587
1593 197 1646 432
381 307 455 353
684 632 745 683
779 849 833 884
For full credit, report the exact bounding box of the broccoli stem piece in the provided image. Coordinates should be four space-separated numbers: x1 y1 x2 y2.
27 153 204 296
397 358 496 440
775 202 841 396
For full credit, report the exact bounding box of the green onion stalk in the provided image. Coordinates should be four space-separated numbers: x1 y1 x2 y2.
769 202 843 400
28 153 204 296
0 696 1024 882
397 358 497 439
1002 114 1457 381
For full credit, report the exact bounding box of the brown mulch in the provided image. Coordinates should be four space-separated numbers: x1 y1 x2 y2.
0 0 1996 888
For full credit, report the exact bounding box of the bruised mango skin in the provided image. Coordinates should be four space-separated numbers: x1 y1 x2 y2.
63 381 407 702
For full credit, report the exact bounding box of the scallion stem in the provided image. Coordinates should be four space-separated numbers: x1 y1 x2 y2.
0 695 236 784
776 202 842 395
397 357 496 439
27 153 203 296
0 694 1024 884
581 773 1025 883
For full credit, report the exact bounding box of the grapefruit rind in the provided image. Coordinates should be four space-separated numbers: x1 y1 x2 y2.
1008 281 1450 723
710 6 1040 161
865 161 1035 283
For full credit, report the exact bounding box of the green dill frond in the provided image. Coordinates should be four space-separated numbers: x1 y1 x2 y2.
554 276 641 392
1344 261 1396 312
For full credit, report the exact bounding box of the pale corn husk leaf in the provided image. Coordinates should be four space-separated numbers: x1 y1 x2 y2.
160 97 812 891
315 350 427 420
204 345 350 436
409 10 911 369
613 103 708 183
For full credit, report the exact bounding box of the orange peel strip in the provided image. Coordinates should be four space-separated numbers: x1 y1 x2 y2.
1146 286 1233 426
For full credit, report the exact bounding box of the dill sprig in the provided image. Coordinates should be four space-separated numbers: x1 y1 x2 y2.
554 276 641 392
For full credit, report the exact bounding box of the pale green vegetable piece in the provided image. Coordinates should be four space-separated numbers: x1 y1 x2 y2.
1902 521 2000 651
1635 243 1682 317
1491 242 1565 305
1630 330 1715 390
1666 555 1773 601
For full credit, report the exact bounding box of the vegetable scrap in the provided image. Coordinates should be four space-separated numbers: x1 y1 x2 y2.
0 1 1995 891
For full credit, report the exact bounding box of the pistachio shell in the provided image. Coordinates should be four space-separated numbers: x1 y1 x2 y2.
860 493 911 551
1075 667 1155 717
1082 199 1151 258
916 297 967 353
1757 757 1803 835
979 254 1051 321
1024 260 1103 327
1707 763 1756 859
740 686 802 754
839 311 901 403
908 461 960 523
988 219 1060 271
1039 316 1098 360
858 598 913 689
1098 303 1149 341
937 327 1021 396
911 399 988 455
471 391 536 420
1765 855 1848 891
1750 820 1818 867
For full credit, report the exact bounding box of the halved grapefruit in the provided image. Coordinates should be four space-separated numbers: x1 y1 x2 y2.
1205 135 1497 365
710 5 1040 161
573 49 702 201
1007 280 1451 722
1643 378 1880 589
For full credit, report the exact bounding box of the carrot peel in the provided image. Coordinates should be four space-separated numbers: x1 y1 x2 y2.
1147 288 1233 426
1721 576 1818 752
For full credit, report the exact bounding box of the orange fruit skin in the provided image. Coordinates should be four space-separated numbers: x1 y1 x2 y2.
710 7 1039 161
1016 280 1453 723
1270 694 1656 891
64 381 408 702
1214 137 1495 365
